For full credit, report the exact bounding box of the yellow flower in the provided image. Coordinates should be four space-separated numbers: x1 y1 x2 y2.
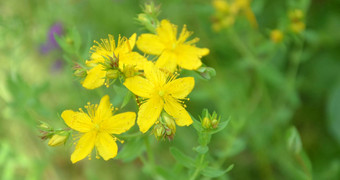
82 34 147 89
136 20 209 73
123 62 194 133
270 29 284 43
61 95 136 163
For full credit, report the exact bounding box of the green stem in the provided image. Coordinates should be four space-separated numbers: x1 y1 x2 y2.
145 136 155 166
227 28 259 67
189 154 205 180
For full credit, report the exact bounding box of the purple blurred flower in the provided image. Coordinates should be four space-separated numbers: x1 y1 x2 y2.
51 59 64 73
40 23 63 54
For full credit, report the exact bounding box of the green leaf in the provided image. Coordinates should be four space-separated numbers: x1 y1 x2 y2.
120 91 133 109
327 83 340 144
198 131 211 146
286 126 302 154
192 116 203 132
208 117 230 134
71 27 82 52
201 164 234 178
196 66 216 80
170 147 195 168
193 146 209 154
115 138 145 162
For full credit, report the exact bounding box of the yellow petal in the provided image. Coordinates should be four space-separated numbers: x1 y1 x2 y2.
61 110 93 132
144 61 167 86
136 33 164 55
117 33 137 54
165 77 195 99
164 97 193 126
123 76 154 98
157 19 177 44
155 50 178 73
138 97 164 133
95 132 118 161
94 95 112 124
82 65 106 90
119 52 148 70
128 33 137 49
101 112 136 134
175 45 209 70
71 131 96 163
88 49 111 65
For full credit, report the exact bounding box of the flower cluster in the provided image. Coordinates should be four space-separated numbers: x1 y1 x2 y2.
54 19 209 163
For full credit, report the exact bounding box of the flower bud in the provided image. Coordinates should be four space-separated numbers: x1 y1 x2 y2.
211 119 219 129
74 69 87 78
202 117 211 129
39 122 51 131
213 0 229 13
163 113 176 134
122 65 137 78
270 30 284 43
291 21 305 34
106 69 119 79
48 134 68 147
153 124 165 140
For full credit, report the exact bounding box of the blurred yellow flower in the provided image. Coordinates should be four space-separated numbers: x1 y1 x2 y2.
270 29 284 43
289 9 305 34
136 20 209 73
123 62 194 133
82 34 147 89
212 0 257 31
61 95 136 163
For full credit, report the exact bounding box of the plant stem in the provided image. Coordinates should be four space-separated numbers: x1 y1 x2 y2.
145 136 155 166
189 154 205 180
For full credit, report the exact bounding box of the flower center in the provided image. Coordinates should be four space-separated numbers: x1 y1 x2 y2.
159 90 165 97
94 124 100 131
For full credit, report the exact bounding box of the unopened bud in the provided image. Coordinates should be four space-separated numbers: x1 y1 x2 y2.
153 124 165 140
123 65 137 78
291 21 305 34
106 69 119 79
48 134 68 147
74 69 87 78
213 0 229 13
202 117 211 129
270 30 284 43
163 113 176 133
39 122 51 130
211 119 219 129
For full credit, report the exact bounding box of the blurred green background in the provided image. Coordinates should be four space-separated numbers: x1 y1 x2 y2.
1 0 340 179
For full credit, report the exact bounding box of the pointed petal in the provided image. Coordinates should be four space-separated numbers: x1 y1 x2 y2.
119 52 148 70
82 65 106 90
123 76 154 98
61 110 93 132
155 50 178 73
175 45 209 70
165 77 195 99
101 112 136 134
95 132 118 161
164 97 193 126
144 61 167 86
94 95 112 124
71 131 96 163
138 97 164 133
136 33 164 55
157 19 177 44
128 33 137 49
